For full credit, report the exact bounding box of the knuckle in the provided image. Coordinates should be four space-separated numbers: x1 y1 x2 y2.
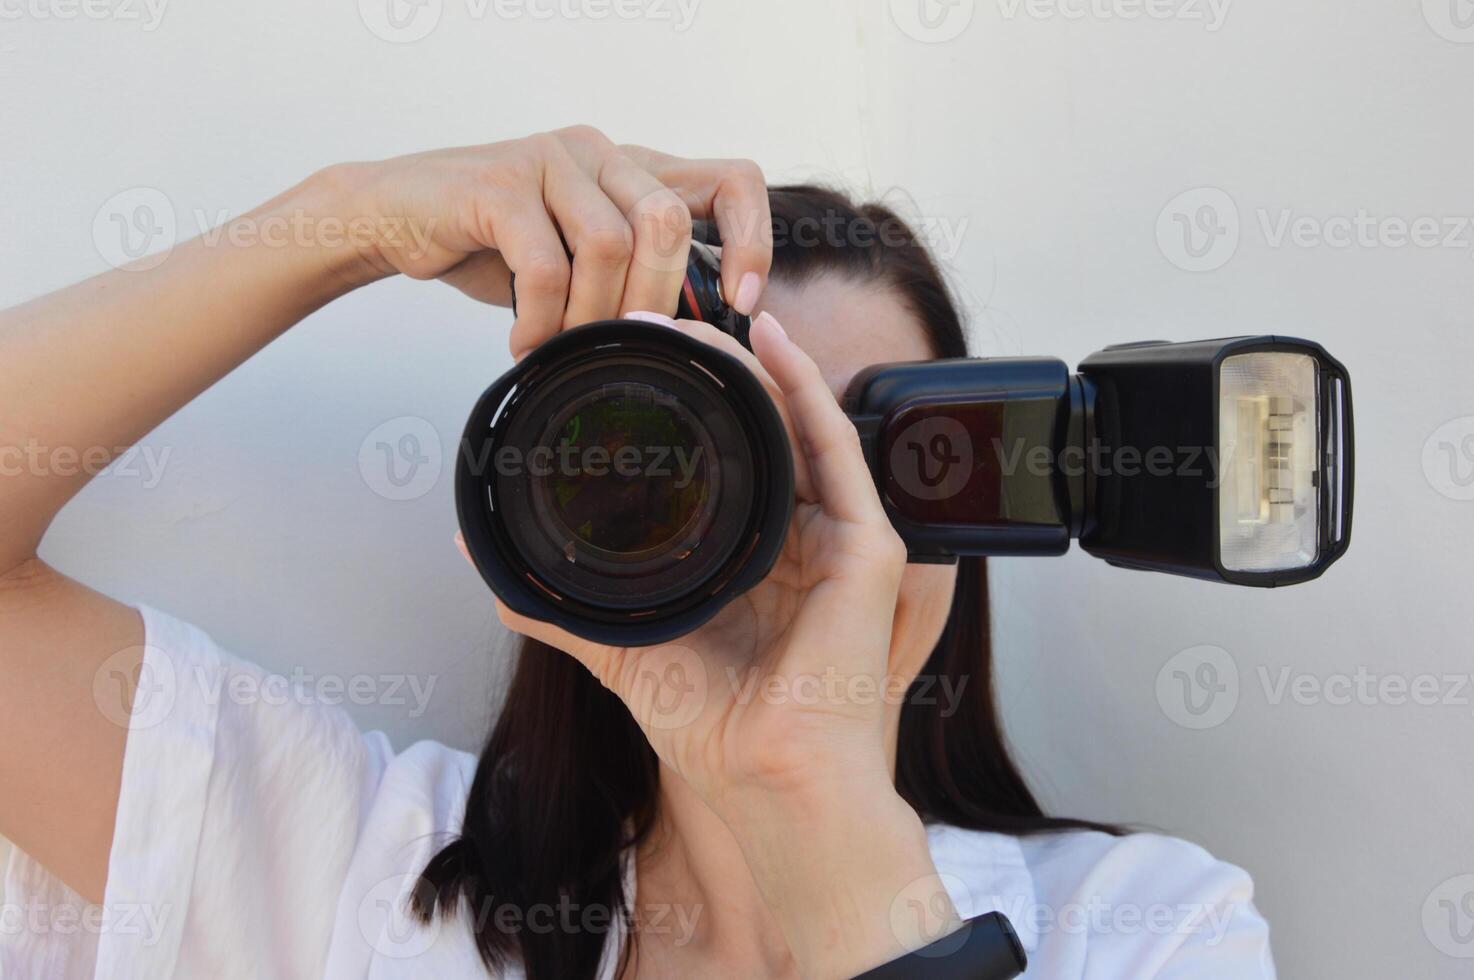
518 252 571 294
581 222 634 266
311 161 371 200
555 124 610 148
528 131 563 155
724 158 766 188
481 153 540 194
518 132 568 170
633 190 692 238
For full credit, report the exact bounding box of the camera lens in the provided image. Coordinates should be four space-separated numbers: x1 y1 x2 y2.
457 320 792 645
536 386 716 561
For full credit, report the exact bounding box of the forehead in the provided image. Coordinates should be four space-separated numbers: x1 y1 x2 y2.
754 275 936 400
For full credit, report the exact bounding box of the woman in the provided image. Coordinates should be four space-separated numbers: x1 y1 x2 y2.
0 126 1274 978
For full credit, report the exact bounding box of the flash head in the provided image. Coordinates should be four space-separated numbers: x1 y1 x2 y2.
1078 336 1352 586
848 336 1353 587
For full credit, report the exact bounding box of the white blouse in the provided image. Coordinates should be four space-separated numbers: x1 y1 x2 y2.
1 606 1276 979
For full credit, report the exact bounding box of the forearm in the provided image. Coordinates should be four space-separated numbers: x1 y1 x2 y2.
727 781 963 979
0 168 373 571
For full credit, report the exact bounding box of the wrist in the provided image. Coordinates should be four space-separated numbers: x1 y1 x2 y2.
282 162 401 294
722 782 961 979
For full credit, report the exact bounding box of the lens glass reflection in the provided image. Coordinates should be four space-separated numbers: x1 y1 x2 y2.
535 384 716 564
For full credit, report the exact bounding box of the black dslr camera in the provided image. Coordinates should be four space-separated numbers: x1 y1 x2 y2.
457 242 1353 645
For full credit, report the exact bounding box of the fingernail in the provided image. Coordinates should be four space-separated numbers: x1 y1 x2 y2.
733 272 762 315
626 310 678 328
453 532 473 565
754 310 787 340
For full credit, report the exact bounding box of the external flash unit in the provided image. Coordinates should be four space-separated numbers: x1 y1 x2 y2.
462 245 1353 645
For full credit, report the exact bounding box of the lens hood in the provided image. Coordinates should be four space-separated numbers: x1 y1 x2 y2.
456 319 793 646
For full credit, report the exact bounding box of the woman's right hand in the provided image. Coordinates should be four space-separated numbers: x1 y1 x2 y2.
492 312 963 979
327 125 773 359
0 126 771 906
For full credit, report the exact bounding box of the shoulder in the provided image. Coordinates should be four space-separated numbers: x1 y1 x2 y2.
145 603 480 846
1018 827 1256 908
929 824 1275 979
5 603 485 978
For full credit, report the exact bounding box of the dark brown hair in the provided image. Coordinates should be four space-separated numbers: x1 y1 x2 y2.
415 185 1119 979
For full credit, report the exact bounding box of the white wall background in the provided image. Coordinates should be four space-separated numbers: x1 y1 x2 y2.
3 1 1471 976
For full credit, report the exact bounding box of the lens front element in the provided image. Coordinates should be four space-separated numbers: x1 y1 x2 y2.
457 320 792 645
533 384 719 573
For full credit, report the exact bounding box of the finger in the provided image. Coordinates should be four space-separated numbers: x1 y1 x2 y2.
618 147 771 316
438 251 514 306
747 311 885 527
490 195 572 358
596 153 692 317
543 147 635 327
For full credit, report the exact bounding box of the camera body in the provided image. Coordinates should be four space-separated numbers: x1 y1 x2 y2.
463 247 1354 644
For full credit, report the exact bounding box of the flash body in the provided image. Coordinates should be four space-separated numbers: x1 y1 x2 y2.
847 336 1354 588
